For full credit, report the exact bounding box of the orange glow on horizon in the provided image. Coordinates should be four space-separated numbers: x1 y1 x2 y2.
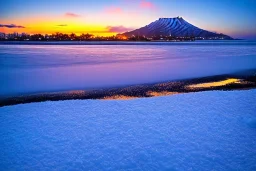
0 17 119 36
0 25 117 36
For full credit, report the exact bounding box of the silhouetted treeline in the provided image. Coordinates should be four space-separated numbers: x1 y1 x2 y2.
0 32 195 41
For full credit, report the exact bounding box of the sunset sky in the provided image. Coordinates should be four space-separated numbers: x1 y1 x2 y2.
1 0 256 39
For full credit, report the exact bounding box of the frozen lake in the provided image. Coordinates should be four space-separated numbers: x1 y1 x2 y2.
1 41 256 98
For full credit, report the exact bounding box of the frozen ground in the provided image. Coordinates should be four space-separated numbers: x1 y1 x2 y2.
0 90 256 170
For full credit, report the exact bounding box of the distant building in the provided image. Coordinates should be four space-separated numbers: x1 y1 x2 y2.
7 32 19 39
0 32 6 39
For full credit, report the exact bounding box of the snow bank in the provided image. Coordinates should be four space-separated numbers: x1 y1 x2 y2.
0 90 256 170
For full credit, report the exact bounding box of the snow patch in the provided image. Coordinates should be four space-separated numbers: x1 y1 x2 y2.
0 90 256 170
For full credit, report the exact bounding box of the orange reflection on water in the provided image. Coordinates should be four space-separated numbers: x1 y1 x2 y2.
187 78 241 89
146 91 180 97
102 95 137 100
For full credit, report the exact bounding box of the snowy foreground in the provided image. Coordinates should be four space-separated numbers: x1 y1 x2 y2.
0 90 256 170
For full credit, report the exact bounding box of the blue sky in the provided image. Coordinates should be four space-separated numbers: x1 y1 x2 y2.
1 0 256 38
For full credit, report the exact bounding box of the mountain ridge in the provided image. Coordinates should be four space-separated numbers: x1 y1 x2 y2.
122 17 233 40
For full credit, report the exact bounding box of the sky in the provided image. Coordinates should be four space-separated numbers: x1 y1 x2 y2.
0 0 256 39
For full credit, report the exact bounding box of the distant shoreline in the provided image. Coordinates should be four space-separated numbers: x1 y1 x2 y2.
1 70 255 107
0 40 251 46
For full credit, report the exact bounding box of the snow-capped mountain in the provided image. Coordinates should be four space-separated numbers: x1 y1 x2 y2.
122 17 233 39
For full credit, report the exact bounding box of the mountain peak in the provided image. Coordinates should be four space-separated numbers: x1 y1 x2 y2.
122 17 233 40
158 17 183 21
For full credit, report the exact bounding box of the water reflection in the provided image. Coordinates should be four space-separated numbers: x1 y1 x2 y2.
0 42 256 97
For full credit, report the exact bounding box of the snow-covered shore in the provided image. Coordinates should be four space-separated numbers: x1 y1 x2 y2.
0 90 256 170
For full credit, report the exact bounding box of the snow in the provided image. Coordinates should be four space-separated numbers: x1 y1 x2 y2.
125 17 230 38
0 90 256 170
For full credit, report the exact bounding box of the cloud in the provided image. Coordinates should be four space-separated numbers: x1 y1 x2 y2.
56 24 68 27
0 24 25 28
140 0 156 9
65 12 80 17
105 7 123 14
107 26 134 33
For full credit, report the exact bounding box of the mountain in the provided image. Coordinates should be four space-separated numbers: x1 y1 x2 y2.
122 17 233 40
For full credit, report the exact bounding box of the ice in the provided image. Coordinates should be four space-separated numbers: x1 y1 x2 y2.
0 90 256 170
